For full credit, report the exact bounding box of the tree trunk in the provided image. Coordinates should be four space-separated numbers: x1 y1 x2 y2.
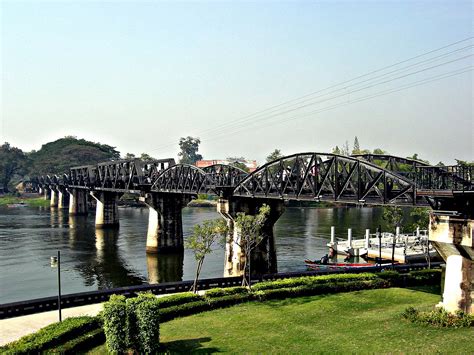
192 258 204 293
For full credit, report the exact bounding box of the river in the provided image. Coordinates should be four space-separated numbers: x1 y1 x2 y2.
0 205 406 303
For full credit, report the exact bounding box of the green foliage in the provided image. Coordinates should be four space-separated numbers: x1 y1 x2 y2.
50 327 105 353
155 292 203 308
178 136 202 164
204 286 248 298
158 300 211 322
332 146 341 155
455 159 474 166
102 294 128 353
185 219 228 292
266 149 284 163
123 152 136 159
0 316 100 354
126 292 156 351
230 161 250 172
382 206 404 232
373 148 387 154
407 207 430 231
135 298 161 353
28 137 120 175
0 196 49 207
352 136 361 155
0 142 27 192
402 307 473 328
234 204 271 287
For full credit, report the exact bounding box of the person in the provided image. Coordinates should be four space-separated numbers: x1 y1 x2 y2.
320 254 329 265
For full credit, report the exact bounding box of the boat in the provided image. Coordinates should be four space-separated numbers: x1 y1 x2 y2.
304 259 370 268
6 202 26 208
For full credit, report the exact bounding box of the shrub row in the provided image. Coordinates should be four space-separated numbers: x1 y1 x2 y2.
0 316 100 355
102 293 161 354
402 306 473 328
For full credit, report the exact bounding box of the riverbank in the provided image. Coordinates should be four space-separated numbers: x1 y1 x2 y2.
0 195 50 207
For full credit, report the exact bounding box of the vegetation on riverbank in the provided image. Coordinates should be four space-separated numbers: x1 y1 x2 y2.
87 286 473 354
0 195 50 207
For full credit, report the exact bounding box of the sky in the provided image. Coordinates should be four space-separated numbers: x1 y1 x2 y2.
1 0 472 165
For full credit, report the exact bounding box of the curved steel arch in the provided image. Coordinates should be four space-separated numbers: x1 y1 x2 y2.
353 153 473 191
202 164 249 187
151 164 213 194
233 152 422 205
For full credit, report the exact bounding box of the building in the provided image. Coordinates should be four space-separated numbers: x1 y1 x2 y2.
196 159 258 172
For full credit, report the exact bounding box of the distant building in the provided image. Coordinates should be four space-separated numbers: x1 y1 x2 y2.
196 159 258 173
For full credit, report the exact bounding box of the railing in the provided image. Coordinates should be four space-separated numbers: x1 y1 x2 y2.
0 262 442 319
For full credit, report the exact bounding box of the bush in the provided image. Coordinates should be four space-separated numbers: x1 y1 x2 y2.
158 300 210 322
50 328 105 354
126 292 156 351
155 292 203 308
102 294 128 353
135 298 161 353
406 269 441 286
0 316 100 354
204 286 248 298
208 293 254 309
402 306 474 328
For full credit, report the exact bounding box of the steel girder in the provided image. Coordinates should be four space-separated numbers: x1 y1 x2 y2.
232 153 422 205
150 164 248 195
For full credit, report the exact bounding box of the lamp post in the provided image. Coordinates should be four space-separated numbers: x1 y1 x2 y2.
376 225 382 266
51 250 62 322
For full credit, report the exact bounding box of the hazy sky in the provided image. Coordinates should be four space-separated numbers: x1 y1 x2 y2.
1 1 472 165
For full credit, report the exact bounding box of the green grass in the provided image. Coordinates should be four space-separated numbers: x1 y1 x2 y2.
89 287 473 354
0 195 50 207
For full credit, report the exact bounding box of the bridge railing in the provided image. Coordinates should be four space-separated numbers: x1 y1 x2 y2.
0 262 441 319
415 165 473 191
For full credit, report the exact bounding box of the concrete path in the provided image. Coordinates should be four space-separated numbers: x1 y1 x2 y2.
0 303 103 346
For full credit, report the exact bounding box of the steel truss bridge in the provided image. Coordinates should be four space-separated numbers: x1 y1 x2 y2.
35 153 473 212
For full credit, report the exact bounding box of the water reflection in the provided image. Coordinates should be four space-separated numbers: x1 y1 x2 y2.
146 252 184 284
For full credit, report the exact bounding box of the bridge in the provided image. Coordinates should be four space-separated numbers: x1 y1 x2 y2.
32 152 473 313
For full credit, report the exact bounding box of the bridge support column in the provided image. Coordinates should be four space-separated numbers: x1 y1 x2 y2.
43 187 51 200
50 188 58 208
140 193 192 253
58 188 69 209
90 191 120 228
218 197 284 277
68 189 88 215
429 212 473 314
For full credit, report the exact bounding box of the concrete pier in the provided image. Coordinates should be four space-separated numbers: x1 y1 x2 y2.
140 193 192 253
43 187 51 200
68 189 88 215
50 189 58 208
58 189 69 209
90 191 120 228
429 213 473 314
218 197 284 277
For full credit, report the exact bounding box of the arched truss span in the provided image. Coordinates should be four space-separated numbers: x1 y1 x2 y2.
150 163 249 195
353 154 473 191
233 153 422 206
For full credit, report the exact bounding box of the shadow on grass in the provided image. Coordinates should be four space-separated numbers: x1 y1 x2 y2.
161 337 220 353
406 285 441 295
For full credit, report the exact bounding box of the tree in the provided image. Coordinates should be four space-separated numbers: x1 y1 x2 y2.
178 136 202 164
455 159 474 167
266 149 284 163
332 146 341 155
352 136 361 155
140 153 154 161
342 140 350 156
124 153 136 160
234 204 271 288
407 207 430 232
373 148 387 155
408 154 430 164
0 143 27 192
382 206 404 233
185 219 228 293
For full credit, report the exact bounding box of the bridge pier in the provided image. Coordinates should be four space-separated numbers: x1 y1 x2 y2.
57 188 69 209
218 197 284 277
50 188 58 208
90 191 120 228
429 211 473 314
68 188 88 215
43 187 51 200
140 193 192 253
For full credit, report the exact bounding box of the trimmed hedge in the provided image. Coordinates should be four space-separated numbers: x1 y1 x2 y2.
102 294 127 353
158 300 210 322
155 292 203 308
50 327 105 354
136 298 161 353
204 286 248 298
0 316 100 355
126 292 156 351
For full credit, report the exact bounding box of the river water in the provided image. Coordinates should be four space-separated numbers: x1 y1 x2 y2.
0 205 401 303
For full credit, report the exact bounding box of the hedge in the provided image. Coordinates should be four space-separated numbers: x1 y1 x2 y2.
402 306 473 328
158 300 211 322
0 316 100 355
126 292 156 351
136 298 161 353
155 292 203 308
204 286 248 298
102 294 128 353
49 327 105 354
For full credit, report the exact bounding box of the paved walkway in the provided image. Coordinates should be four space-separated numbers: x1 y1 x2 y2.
0 303 103 346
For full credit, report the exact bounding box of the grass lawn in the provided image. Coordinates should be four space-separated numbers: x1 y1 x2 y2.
90 287 473 353
0 195 50 207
